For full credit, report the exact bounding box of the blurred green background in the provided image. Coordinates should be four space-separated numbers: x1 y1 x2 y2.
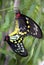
0 0 44 65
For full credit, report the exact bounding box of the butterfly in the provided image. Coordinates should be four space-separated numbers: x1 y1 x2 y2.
15 10 42 38
4 10 42 57
4 35 28 57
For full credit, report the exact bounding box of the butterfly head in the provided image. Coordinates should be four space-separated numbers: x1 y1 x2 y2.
16 10 21 18
4 35 10 42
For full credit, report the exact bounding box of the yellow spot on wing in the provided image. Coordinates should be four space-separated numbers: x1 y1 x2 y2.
28 25 30 28
24 32 27 34
19 32 24 35
15 41 17 43
20 38 22 40
18 40 21 43
10 40 13 42
26 21 29 24
27 30 29 32
19 31 27 35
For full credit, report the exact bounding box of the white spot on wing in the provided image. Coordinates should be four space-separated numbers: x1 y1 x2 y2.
15 45 17 47
26 17 29 20
20 43 23 47
10 35 20 41
15 50 17 52
21 48 24 52
33 24 38 35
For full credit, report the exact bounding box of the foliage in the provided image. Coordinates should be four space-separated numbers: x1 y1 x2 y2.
0 0 44 65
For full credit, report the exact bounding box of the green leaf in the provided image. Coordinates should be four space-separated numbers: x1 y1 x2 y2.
0 48 16 60
0 32 2 40
1 13 10 31
23 36 33 49
33 42 41 65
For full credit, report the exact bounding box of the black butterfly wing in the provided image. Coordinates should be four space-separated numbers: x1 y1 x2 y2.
17 15 27 33
25 15 42 38
17 14 42 38
8 41 28 57
4 35 28 57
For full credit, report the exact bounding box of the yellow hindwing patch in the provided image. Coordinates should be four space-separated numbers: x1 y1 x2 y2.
9 20 20 36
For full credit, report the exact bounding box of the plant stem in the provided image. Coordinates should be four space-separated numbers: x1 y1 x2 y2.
14 0 20 11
